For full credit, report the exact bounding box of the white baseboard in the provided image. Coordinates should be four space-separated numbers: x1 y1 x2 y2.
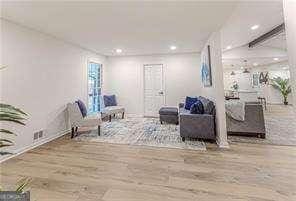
0 129 70 163
126 113 144 118
216 139 230 149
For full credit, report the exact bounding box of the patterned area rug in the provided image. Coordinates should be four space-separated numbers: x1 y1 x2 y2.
75 117 206 151
228 105 296 146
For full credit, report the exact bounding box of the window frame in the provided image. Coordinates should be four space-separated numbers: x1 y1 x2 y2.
87 60 102 114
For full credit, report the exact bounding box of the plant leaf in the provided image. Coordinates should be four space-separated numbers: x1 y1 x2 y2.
0 129 17 136
0 104 27 116
0 144 13 148
16 178 31 193
0 113 27 120
0 118 26 125
0 139 14 144
0 151 13 155
0 65 7 70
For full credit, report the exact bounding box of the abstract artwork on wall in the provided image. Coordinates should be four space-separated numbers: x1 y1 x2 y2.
259 72 269 84
201 45 212 87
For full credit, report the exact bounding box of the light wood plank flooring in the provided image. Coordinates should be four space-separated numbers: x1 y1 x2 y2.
1 135 296 201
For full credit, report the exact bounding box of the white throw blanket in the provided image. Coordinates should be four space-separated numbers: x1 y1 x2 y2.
225 100 245 121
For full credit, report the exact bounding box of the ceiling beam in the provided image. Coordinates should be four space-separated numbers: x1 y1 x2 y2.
248 23 285 48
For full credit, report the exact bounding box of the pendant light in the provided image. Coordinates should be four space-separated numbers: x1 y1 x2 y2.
242 60 250 73
230 65 235 75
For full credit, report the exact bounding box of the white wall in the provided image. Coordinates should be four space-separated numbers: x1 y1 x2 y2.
0 20 106 158
105 53 201 115
200 31 228 148
284 0 296 109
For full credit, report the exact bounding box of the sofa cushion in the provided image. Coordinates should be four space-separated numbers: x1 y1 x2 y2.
101 106 124 115
198 96 215 115
103 95 117 107
75 99 87 117
185 96 198 110
190 100 204 114
179 107 190 115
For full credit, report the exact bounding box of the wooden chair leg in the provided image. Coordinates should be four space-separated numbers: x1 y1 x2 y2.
71 127 75 138
98 125 101 136
264 99 267 110
109 115 112 122
75 127 78 133
122 112 125 119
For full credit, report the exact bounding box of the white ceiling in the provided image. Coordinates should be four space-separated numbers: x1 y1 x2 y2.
259 32 287 50
222 42 288 69
1 1 237 56
221 1 287 70
1 1 285 58
221 1 284 50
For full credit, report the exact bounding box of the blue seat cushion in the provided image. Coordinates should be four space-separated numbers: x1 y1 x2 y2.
190 100 204 114
75 99 87 117
185 96 198 110
103 95 117 107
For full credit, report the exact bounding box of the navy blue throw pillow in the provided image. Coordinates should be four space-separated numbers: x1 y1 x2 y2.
190 100 204 114
185 96 198 110
75 99 87 117
103 95 117 107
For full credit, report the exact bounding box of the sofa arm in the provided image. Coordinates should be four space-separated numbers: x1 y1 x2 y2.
180 113 215 139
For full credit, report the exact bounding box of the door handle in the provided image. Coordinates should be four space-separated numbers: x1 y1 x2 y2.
158 91 164 95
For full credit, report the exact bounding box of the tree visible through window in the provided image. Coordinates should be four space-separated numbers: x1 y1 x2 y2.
88 62 101 114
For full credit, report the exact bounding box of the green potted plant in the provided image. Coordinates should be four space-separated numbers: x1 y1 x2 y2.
0 66 31 198
271 77 292 105
231 81 239 91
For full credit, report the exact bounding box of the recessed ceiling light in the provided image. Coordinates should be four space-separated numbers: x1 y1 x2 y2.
251 25 259 30
283 67 288 70
226 45 232 50
170 46 177 50
115 49 122 53
253 63 258 66
273 57 279 61
240 66 244 70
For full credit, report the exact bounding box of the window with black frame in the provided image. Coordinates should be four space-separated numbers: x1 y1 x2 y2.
88 62 102 114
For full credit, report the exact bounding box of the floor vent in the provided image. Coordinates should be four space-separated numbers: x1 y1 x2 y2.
33 130 44 141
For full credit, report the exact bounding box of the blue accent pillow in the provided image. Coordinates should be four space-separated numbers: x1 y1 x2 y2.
185 96 198 110
190 100 204 114
75 99 87 117
103 95 117 107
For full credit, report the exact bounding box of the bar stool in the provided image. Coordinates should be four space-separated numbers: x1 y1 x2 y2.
257 97 267 110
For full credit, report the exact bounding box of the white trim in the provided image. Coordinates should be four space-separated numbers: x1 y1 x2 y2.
216 139 230 149
126 114 144 118
0 129 70 163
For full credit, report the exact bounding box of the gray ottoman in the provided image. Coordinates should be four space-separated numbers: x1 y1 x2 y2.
159 107 179 125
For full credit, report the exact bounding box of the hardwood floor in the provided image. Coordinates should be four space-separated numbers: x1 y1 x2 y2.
1 135 296 201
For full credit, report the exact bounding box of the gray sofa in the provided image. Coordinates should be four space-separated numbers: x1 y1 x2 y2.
226 102 266 138
179 96 216 141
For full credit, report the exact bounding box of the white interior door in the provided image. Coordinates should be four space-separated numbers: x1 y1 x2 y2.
144 64 165 117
